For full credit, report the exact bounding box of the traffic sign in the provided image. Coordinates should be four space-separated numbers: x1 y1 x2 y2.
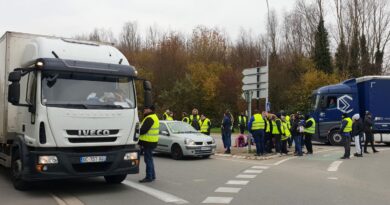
242 74 268 85
242 66 269 99
242 66 268 76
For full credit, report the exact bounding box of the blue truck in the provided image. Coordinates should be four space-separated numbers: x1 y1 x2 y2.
311 76 390 145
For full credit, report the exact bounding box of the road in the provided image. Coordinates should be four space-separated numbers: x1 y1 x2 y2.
0 144 389 205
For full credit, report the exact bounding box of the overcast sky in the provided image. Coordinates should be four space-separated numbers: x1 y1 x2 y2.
0 0 295 39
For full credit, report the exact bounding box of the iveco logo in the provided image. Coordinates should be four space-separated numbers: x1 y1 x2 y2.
337 95 353 113
78 130 110 136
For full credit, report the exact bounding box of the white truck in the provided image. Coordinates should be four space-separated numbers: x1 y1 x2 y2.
0 31 152 190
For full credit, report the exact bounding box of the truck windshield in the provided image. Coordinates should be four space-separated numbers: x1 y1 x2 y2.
41 72 136 109
311 94 320 111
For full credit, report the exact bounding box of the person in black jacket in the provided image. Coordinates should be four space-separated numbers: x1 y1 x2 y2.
352 114 364 157
364 111 379 153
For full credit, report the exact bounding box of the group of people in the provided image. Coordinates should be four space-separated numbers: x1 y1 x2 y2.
340 111 379 159
162 108 212 136
233 110 315 156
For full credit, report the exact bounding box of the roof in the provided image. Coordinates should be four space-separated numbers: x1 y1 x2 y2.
356 75 390 83
316 83 354 94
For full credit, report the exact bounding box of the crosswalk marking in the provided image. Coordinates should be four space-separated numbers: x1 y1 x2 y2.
202 197 233 204
251 165 270 169
243 169 263 174
215 187 242 193
226 180 249 185
236 174 257 179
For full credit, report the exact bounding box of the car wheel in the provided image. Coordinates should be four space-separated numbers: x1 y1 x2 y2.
202 155 211 159
104 174 127 184
171 144 183 160
385 142 390 146
11 149 30 190
328 130 343 146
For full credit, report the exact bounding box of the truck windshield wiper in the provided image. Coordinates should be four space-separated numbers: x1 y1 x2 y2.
45 103 89 109
86 104 124 109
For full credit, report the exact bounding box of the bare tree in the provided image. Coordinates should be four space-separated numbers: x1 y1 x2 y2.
119 21 141 53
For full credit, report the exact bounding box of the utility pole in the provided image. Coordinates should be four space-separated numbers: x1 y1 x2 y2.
265 0 271 112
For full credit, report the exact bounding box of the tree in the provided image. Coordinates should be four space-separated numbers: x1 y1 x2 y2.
348 28 360 77
313 17 333 73
360 34 371 75
335 36 349 73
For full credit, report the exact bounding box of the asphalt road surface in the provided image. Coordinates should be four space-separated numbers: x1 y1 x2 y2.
0 144 389 205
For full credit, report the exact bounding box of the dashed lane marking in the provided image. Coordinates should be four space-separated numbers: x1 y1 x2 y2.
123 180 188 204
327 161 343 172
251 165 269 169
215 187 242 193
226 180 249 185
236 174 257 179
51 193 84 205
202 197 233 204
243 169 263 174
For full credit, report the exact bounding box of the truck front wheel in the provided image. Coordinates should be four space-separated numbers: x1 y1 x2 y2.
104 174 127 184
11 150 30 190
328 130 343 146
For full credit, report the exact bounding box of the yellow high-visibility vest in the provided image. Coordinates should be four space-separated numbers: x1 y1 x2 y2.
200 118 211 133
252 114 265 130
343 117 353 133
182 117 189 123
139 114 160 143
272 119 283 134
304 117 316 134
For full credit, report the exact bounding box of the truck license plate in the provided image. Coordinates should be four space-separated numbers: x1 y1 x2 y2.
80 156 107 163
201 147 211 151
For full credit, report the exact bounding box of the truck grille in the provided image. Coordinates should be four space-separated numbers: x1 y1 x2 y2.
68 137 117 143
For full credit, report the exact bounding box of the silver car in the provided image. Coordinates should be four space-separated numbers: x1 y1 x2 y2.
155 121 216 160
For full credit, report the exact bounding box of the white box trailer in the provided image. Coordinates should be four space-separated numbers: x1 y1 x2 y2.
0 32 151 190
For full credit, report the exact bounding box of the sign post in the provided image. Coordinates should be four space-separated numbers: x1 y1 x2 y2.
242 66 269 153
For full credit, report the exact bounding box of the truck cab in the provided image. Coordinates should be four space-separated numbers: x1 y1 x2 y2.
0 32 152 190
311 79 359 145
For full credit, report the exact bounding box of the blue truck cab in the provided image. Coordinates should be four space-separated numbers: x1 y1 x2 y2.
311 76 390 145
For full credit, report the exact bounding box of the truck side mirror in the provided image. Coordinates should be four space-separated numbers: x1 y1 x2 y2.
143 80 153 108
8 71 22 82
8 82 20 105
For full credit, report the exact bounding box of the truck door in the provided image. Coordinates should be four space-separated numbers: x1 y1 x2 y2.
318 95 343 137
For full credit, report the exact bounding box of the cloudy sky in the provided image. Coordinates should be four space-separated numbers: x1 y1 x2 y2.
0 0 295 39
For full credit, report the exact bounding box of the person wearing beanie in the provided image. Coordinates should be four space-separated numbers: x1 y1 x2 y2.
352 114 364 157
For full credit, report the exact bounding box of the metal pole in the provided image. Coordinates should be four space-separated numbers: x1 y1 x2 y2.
247 91 253 153
265 0 270 113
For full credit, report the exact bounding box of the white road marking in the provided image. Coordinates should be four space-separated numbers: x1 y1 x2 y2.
243 169 263 174
273 157 297 165
202 197 233 204
251 165 269 169
212 156 270 165
123 180 188 204
327 161 343 172
328 177 338 180
236 174 257 179
215 187 242 193
51 193 84 205
315 148 340 154
226 180 249 185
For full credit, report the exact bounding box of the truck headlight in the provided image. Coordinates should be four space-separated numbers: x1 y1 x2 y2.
184 138 195 145
124 152 138 160
38 156 58 164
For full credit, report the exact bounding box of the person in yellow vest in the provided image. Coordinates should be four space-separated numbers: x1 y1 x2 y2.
163 109 170 120
285 114 293 148
237 112 247 134
200 114 211 136
272 114 284 153
248 109 266 156
281 116 291 155
264 112 273 153
340 113 353 159
138 105 160 183
182 112 190 124
190 108 201 130
304 114 316 154
166 111 174 121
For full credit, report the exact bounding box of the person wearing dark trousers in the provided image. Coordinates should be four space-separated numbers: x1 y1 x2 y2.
264 113 272 153
138 105 160 183
200 114 211 136
222 110 232 154
352 114 364 157
340 113 353 159
291 114 303 156
364 111 379 153
271 114 283 154
248 110 266 156
238 112 247 134
304 115 315 154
